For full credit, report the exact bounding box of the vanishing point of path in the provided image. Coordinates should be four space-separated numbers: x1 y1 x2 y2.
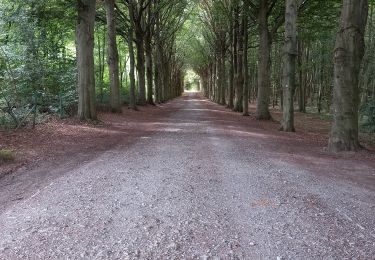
0 93 374 259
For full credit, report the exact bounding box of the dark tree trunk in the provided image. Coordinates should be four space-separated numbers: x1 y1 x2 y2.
242 0 249 116
106 0 121 112
135 32 146 105
76 0 96 120
128 4 137 111
228 15 234 109
145 4 154 105
298 39 306 113
220 45 226 105
328 0 368 152
280 0 297 132
234 9 244 112
256 0 271 120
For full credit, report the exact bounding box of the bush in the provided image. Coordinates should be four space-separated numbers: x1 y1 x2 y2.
0 149 15 164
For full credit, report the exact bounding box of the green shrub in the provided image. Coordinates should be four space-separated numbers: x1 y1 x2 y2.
0 149 15 163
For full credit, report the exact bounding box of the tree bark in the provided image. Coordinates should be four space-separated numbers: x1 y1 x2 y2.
145 3 154 105
135 32 146 105
256 0 271 120
105 0 121 112
228 14 234 109
76 0 97 120
97 25 105 103
280 0 297 132
234 9 244 112
242 0 249 116
298 39 306 113
328 0 368 152
219 46 226 105
128 3 137 111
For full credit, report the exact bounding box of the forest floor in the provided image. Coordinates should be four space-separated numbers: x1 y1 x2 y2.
0 92 374 259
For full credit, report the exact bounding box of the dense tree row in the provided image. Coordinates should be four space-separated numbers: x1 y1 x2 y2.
0 0 187 125
187 0 373 152
77 0 188 117
1 0 374 152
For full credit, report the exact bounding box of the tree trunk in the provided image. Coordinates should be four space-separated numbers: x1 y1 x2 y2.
298 39 306 113
280 0 297 132
128 4 137 111
242 0 249 116
256 0 271 120
234 9 244 112
145 34 154 105
328 0 368 152
220 45 226 105
76 0 96 120
97 25 105 103
228 15 234 109
135 32 146 105
154 5 163 103
105 0 121 112
145 4 154 105
232 8 239 109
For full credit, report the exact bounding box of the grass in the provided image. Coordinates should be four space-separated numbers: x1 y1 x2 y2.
0 149 16 164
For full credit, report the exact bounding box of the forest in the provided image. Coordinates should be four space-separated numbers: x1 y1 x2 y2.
1 1 375 258
0 0 374 152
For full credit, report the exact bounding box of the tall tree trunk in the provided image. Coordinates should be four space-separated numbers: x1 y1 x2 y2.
232 7 238 109
145 4 154 105
154 48 160 103
97 25 105 103
242 0 249 116
298 39 306 112
145 34 154 105
76 0 96 120
228 15 234 109
234 9 244 112
328 0 368 152
256 0 271 120
106 0 121 112
128 5 137 111
135 32 146 105
280 0 297 132
220 44 226 105
154 4 163 103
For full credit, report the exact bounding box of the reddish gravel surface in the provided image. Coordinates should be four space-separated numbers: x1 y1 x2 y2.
0 92 374 259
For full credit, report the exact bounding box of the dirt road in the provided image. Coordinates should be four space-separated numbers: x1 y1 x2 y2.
0 93 374 259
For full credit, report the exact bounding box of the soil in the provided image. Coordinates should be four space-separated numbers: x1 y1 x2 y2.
0 93 374 259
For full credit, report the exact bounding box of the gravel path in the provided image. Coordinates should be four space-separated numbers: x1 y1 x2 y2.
0 93 374 259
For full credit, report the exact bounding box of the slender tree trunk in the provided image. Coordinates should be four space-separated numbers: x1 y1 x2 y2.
228 15 234 109
145 4 154 105
154 5 163 103
281 0 297 131
106 0 121 112
234 10 244 112
145 34 154 105
232 8 238 109
76 0 96 120
242 0 249 116
220 45 226 105
297 39 306 112
97 25 105 103
328 0 368 152
135 32 146 105
128 5 137 111
256 0 271 120
154 48 160 103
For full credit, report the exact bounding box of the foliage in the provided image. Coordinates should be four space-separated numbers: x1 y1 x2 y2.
0 149 15 163
360 102 375 133
0 0 77 128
